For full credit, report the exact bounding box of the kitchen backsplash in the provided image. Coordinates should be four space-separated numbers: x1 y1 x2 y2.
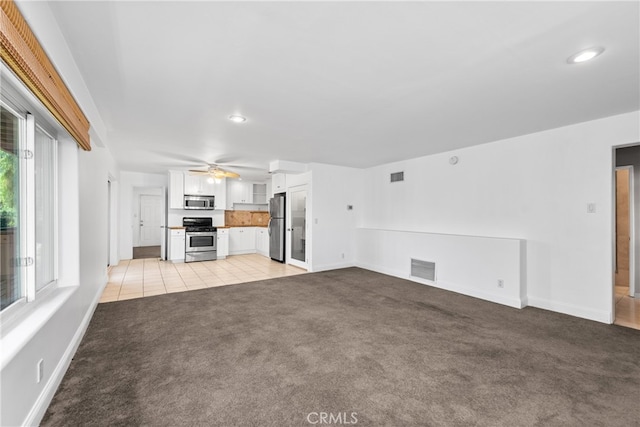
225 210 269 227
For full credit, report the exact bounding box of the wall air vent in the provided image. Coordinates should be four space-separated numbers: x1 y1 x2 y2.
411 258 436 282
390 171 404 183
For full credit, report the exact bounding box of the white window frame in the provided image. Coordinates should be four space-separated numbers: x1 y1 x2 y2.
0 88 59 317
33 123 59 294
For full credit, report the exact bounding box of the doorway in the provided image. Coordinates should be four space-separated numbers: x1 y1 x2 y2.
287 185 308 269
615 167 633 294
133 188 164 259
613 145 640 329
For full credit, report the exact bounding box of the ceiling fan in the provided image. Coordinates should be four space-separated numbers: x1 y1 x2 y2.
188 164 240 180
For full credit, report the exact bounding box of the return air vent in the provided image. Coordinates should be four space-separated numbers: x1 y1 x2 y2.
411 258 436 282
390 171 404 183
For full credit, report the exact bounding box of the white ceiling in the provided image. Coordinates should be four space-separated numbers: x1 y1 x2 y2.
47 1 639 181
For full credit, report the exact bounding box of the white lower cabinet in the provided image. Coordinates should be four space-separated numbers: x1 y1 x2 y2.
217 228 229 259
227 227 270 257
229 227 256 255
255 227 269 257
168 229 185 262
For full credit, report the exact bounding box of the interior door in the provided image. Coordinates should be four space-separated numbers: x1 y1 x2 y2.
139 195 162 246
287 185 308 269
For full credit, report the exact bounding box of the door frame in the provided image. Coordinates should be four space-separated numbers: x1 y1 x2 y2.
286 184 308 270
613 164 636 304
132 186 166 254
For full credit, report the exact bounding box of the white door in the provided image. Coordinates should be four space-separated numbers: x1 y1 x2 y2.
140 195 162 246
287 185 308 270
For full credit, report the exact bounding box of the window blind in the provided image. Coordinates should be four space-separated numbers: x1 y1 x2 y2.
0 0 91 151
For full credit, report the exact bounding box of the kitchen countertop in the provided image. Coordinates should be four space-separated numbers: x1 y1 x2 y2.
168 226 185 230
218 225 267 228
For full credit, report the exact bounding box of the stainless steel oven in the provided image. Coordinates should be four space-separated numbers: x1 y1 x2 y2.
183 217 217 262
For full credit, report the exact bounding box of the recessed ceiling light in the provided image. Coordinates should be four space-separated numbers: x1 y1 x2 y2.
228 115 246 123
567 47 605 64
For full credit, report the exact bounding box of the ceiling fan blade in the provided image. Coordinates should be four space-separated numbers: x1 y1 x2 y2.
188 169 210 175
216 170 240 179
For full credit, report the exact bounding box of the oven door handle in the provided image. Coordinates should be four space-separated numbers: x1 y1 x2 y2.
185 231 215 236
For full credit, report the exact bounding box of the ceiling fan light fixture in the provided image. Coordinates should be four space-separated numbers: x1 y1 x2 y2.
567 46 605 64
228 114 247 123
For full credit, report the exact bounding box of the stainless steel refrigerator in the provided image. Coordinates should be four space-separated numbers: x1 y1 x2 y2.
268 194 285 262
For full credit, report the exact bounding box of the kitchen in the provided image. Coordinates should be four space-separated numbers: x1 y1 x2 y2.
165 168 290 266
99 166 308 303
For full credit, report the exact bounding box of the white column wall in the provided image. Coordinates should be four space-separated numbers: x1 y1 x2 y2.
308 163 361 272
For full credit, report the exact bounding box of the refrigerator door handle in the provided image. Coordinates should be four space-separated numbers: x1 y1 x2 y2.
267 218 272 236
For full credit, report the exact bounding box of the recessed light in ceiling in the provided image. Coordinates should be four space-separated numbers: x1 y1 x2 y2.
228 114 247 123
567 47 605 64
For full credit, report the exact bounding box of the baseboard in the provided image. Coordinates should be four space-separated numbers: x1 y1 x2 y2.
23 281 106 426
527 296 611 324
312 261 356 272
355 261 405 280
229 249 257 256
355 262 525 309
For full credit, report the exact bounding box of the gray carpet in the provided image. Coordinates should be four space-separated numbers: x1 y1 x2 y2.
42 268 640 426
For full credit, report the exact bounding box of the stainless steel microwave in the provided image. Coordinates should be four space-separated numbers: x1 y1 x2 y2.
184 194 215 210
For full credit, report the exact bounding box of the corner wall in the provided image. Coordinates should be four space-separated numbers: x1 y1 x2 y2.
357 111 640 323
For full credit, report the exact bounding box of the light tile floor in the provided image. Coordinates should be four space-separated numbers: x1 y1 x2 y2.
614 285 640 330
100 254 306 303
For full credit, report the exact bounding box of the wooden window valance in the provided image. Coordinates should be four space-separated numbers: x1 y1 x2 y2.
0 0 91 150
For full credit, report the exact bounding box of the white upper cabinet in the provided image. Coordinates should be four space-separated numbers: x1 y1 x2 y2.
168 171 226 209
213 179 226 210
184 173 216 196
226 180 252 209
168 170 185 209
272 173 286 194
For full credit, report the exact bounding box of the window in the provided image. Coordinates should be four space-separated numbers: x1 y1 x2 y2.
0 99 58 312
35 126 57 290
0 105 22 309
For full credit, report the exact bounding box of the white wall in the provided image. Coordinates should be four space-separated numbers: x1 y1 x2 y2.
308 163 361 272
119 171 167 260
356 229 526 308
616 145 640 296
0 3 120 425
358 111 640 323
1 142 119 427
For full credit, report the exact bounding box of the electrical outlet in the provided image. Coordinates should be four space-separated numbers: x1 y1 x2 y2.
497 279 504 288
341 253 345 259
37 359 44 383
